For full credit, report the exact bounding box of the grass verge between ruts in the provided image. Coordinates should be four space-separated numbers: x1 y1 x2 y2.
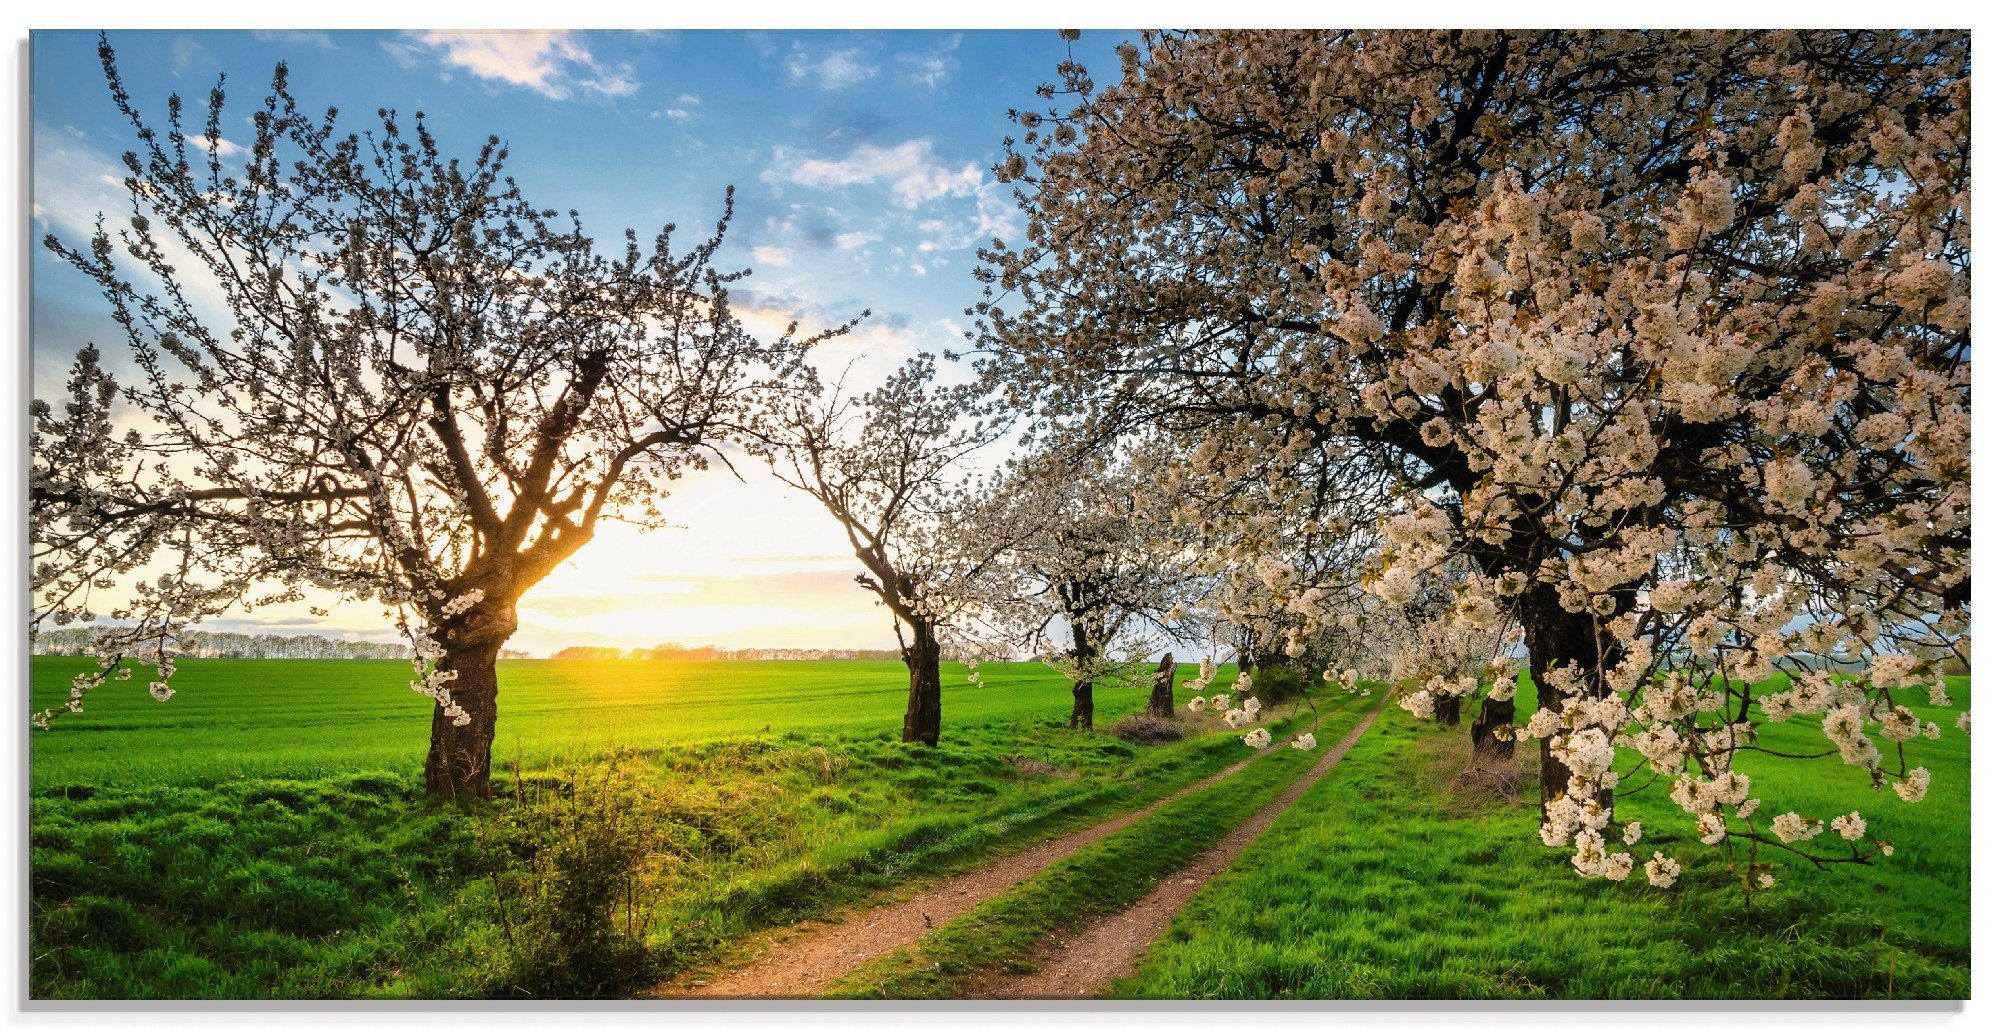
645 704 1329 984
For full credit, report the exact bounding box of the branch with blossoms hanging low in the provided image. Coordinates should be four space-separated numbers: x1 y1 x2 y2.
1375 487 1966 889
973 29 1969 886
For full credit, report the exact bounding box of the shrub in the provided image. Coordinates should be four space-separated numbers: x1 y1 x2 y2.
1249 665 1310 705
474 761 672 998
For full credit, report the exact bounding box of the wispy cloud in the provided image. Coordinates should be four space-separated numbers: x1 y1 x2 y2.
170 35 207 74
34 132 237 319
784 43 878 91
652 93 700 121
393 31 639 101
769 139 982 208
732 290 923 372
251 30 337 50
897 35 961 88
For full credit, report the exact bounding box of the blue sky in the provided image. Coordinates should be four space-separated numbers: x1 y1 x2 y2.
31 29 1132 655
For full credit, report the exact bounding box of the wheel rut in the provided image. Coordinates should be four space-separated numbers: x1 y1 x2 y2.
654 741 1272 998
965 706 1381 999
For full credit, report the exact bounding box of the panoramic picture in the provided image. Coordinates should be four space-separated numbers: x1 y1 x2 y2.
23 27 1971 1002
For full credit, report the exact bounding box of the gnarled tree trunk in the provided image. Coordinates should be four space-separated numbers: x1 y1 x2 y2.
1434 694 1463 727
1470 693 1515 766
1069 678 1095 729
1520 587 1619 817
1147 652 1177 719
424 598 519 799
902 621 943 746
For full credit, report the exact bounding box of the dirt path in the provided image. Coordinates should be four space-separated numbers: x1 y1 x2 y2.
655 744 1273 998
968 706 1382 998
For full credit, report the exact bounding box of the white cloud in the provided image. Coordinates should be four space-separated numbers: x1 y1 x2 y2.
654 108 695 121
187 134 243 157
773 139 982 209
833 231 880 251
751 245 793 267
732 295 926 384
784 43 878 91
896 35 961 88
399 31 639 101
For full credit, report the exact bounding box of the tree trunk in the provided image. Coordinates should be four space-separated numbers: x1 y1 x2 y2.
1065 623 1098 729
1148 652 1177 719
424 642 503 799
902 621 943 746
1520 587 1619 817
1434 693 1463 727
1069 677 1094 729
423 594 520 800
1235 625 1258 677
1470 693 1515 766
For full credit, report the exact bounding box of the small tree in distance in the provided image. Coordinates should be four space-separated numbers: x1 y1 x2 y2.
33 39 825 798
974 444 1205 729
766 354 1017 746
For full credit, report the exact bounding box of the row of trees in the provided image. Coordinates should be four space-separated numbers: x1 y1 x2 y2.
28 38 1242 792
32 31 1969 891
970 29 1969 883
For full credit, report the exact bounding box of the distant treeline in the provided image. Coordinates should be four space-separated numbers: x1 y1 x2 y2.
550 642 906 661
32 627 529 661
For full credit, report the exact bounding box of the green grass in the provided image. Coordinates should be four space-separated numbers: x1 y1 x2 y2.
30 657 1197 789
1117 678 1971 999
30 658 1971 999
29 656 1267 998
826 689 1382 999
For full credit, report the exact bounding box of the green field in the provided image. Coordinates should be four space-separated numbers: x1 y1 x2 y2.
29 657 1170 788
27 659 1972 999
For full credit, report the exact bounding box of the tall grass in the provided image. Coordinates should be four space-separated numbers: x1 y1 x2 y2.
472 761 669 997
